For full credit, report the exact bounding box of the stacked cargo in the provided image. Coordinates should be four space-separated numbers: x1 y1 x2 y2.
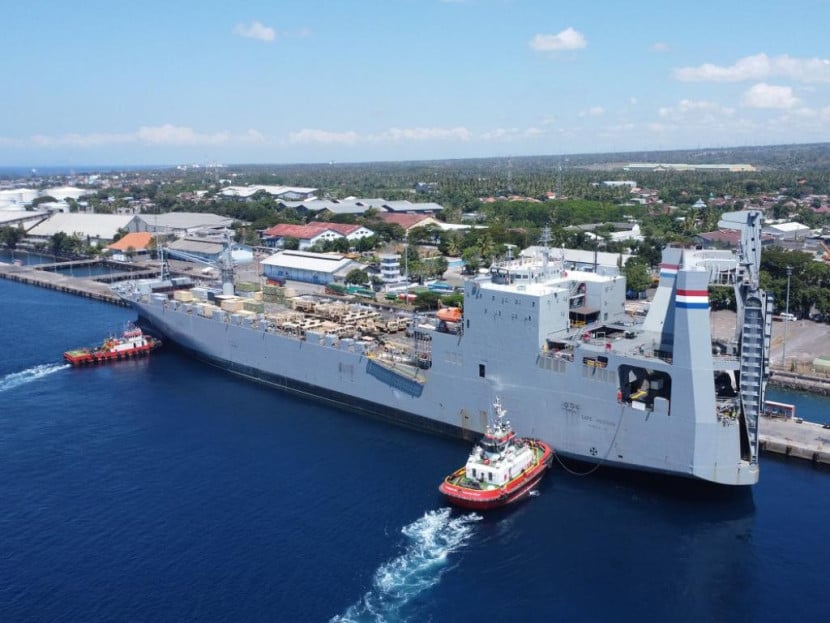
197 303 215 318
219 297 245 313
173 290 194 303
262 283 285 304
292 298 317 313
243 300 265 314
236 281 261 293
190 287 210 301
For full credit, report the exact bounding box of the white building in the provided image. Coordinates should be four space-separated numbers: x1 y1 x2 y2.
261 223 374 250
26 213 142 247
260 250 360 285
379 253 403 282
766 221 812 241
220 185 317 201
43 186 92 202
135 212 237 237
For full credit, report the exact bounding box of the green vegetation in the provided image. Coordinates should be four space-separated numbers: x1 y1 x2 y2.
760 248 830 318
624 257 652 294
344 268 369 285
5 144 830 307
0 225 24 254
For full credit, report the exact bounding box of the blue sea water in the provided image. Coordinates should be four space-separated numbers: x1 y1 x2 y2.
0 251 53 266
0 278 828 623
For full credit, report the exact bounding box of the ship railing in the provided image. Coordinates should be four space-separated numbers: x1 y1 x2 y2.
625 347 673 364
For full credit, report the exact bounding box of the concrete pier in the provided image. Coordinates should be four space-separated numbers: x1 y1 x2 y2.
0 262 129 306
759 415 830 465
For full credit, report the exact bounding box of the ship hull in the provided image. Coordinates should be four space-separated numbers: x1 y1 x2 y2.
128 294 757 486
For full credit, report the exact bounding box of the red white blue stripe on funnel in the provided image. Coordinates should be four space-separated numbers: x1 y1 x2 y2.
659 263 679 279
676 289 709 309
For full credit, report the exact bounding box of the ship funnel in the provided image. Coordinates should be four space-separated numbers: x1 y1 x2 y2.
641 246 682 337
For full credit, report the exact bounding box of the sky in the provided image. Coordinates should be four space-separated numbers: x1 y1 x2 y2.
2 0 829 167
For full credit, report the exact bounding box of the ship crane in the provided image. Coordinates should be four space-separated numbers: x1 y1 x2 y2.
163 231 236 296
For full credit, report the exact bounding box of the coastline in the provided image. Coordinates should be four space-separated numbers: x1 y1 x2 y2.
768 368 830 396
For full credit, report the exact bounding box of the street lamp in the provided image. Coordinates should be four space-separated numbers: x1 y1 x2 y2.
782 266 792 366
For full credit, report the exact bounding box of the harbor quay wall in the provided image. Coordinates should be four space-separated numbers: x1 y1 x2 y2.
768 368 830 397
759 416 830 466
0 263 128 306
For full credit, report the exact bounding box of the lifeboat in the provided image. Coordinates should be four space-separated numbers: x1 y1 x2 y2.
439 397 553 510
436 306 462 322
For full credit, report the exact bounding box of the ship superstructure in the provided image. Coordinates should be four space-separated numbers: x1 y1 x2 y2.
119 211 769 485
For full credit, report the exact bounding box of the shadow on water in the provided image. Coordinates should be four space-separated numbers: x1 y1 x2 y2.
425 458 762 623
547 453 757 514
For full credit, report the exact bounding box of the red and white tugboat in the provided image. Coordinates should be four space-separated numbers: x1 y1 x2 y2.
64 325 161 366
439 397 553 510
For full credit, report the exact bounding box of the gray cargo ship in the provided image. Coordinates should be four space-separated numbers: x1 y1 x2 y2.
120 210 770 485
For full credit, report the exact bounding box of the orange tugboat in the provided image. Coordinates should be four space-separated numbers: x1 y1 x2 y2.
64 325 161 366
439 397 553 510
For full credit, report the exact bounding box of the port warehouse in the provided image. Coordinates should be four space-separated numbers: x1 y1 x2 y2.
4 211 238 248
261 250 362 285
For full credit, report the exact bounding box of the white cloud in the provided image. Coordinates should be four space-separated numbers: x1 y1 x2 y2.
233 21 276 42
480 127 545 141
658 99 735 121
650 42 669 53
579 106 605 117
288 129 360 145
375 127 472 142
136 125 231 145
18 125 264 148
30 132 131 147
674 53 830 83
529 27 587 52
288 126 472 145
742 83 800 109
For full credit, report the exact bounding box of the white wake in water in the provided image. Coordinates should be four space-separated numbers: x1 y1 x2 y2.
0 362 70 393
331 508 481 623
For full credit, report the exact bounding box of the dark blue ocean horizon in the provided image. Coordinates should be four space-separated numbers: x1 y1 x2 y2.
0 278 827 622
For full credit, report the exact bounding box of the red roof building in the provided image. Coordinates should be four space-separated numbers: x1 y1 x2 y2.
106 232 154 254
261 222 374 249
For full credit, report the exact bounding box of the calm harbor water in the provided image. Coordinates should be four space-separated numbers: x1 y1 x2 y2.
0 250 52 266
0 278 827 622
